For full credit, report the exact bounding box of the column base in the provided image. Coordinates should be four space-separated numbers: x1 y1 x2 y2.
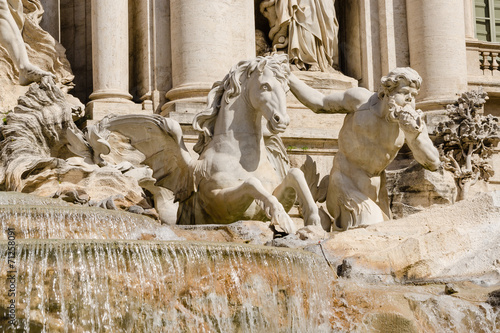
86 99 147 125
416 97 459 134
286 70 358 106
416 97 457 113
89 89 133 101
160 98 207 124
161 83 212 123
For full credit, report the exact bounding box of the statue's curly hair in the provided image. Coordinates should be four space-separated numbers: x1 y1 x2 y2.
378 67 422 99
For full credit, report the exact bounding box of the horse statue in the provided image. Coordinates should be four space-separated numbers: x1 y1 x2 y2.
99 55 321 234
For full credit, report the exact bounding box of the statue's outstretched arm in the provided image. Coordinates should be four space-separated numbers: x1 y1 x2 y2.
405 123 441 171
289 72 370 114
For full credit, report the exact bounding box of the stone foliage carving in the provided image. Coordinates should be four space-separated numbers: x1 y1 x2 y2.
0 77 153 212
290 67 441 230
99 55 321 234
0 0 73 113
435 89 500 200
259 0 339 72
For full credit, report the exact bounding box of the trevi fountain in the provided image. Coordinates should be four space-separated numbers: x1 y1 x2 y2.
0 0 499 332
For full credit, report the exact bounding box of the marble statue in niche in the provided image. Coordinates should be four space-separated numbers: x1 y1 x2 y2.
259 0 339 72
0 0 53 84
289 67 441 230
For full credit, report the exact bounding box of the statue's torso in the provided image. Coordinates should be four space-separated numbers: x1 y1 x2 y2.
337 106 405 177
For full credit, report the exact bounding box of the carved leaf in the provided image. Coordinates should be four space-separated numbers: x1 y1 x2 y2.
300 155 328 203
66 127 92 161
86 125 111 165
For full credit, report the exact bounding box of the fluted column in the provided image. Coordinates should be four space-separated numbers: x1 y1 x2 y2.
162 0 255 120
135 0 171 114
406 0 468 110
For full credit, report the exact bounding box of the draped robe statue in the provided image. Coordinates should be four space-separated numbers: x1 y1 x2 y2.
260 0 339 72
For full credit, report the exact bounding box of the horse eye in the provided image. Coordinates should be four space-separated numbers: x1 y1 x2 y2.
261 83 271 91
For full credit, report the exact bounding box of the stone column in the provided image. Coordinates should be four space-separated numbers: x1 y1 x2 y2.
132 0 171 114
378 0 410 75
87 0 139 122
40 0 60 42
406 0 468 111
162 0 255 121
359 0 381 91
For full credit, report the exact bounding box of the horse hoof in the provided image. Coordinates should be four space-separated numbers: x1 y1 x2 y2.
305 213 322 228
271 211 297 235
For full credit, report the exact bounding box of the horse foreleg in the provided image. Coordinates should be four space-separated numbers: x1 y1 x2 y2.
273 168 321 227
211 177 297 234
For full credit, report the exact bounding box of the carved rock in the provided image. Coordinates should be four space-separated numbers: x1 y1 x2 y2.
337 259 352 278
0 78 152 212
321 191 500 282
386 163 457 219
487 289 500 307
444 283 458 295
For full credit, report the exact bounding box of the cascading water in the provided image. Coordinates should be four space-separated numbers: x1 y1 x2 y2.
0 193 340 332
0 240 337 332
0 192 180 241
2 192 499 332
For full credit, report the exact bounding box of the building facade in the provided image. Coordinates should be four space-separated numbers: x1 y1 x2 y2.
38 0 500 187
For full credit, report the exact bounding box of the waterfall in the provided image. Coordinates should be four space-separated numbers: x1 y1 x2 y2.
1 192 499 332
1 240 336 332
0 192 180 241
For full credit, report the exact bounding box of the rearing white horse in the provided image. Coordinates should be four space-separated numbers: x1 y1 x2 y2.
102 55 320 233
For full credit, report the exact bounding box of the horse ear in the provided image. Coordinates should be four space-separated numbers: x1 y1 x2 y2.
257 59 267 73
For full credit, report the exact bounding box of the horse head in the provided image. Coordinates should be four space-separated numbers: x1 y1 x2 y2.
193 55 290 154
246 56 290 134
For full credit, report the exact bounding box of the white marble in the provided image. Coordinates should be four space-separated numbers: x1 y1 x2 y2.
289 67 441 230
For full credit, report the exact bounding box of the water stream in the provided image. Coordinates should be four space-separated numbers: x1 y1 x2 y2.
0 192 498 332
0 240 336 332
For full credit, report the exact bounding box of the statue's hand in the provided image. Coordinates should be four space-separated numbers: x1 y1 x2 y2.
397 106 424 135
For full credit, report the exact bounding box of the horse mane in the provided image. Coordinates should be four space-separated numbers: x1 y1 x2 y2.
192 54 289 155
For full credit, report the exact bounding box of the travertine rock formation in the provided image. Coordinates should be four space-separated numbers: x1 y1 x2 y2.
321 191 500 283
0 77 151 211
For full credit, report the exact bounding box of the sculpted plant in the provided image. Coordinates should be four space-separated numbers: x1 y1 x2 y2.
435 89 500 200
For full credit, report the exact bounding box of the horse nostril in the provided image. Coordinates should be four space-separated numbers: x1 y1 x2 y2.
284 115 290 126
274 114 280 123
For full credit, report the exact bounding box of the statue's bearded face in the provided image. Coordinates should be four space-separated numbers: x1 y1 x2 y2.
386 81 423 134
389 81 418 109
